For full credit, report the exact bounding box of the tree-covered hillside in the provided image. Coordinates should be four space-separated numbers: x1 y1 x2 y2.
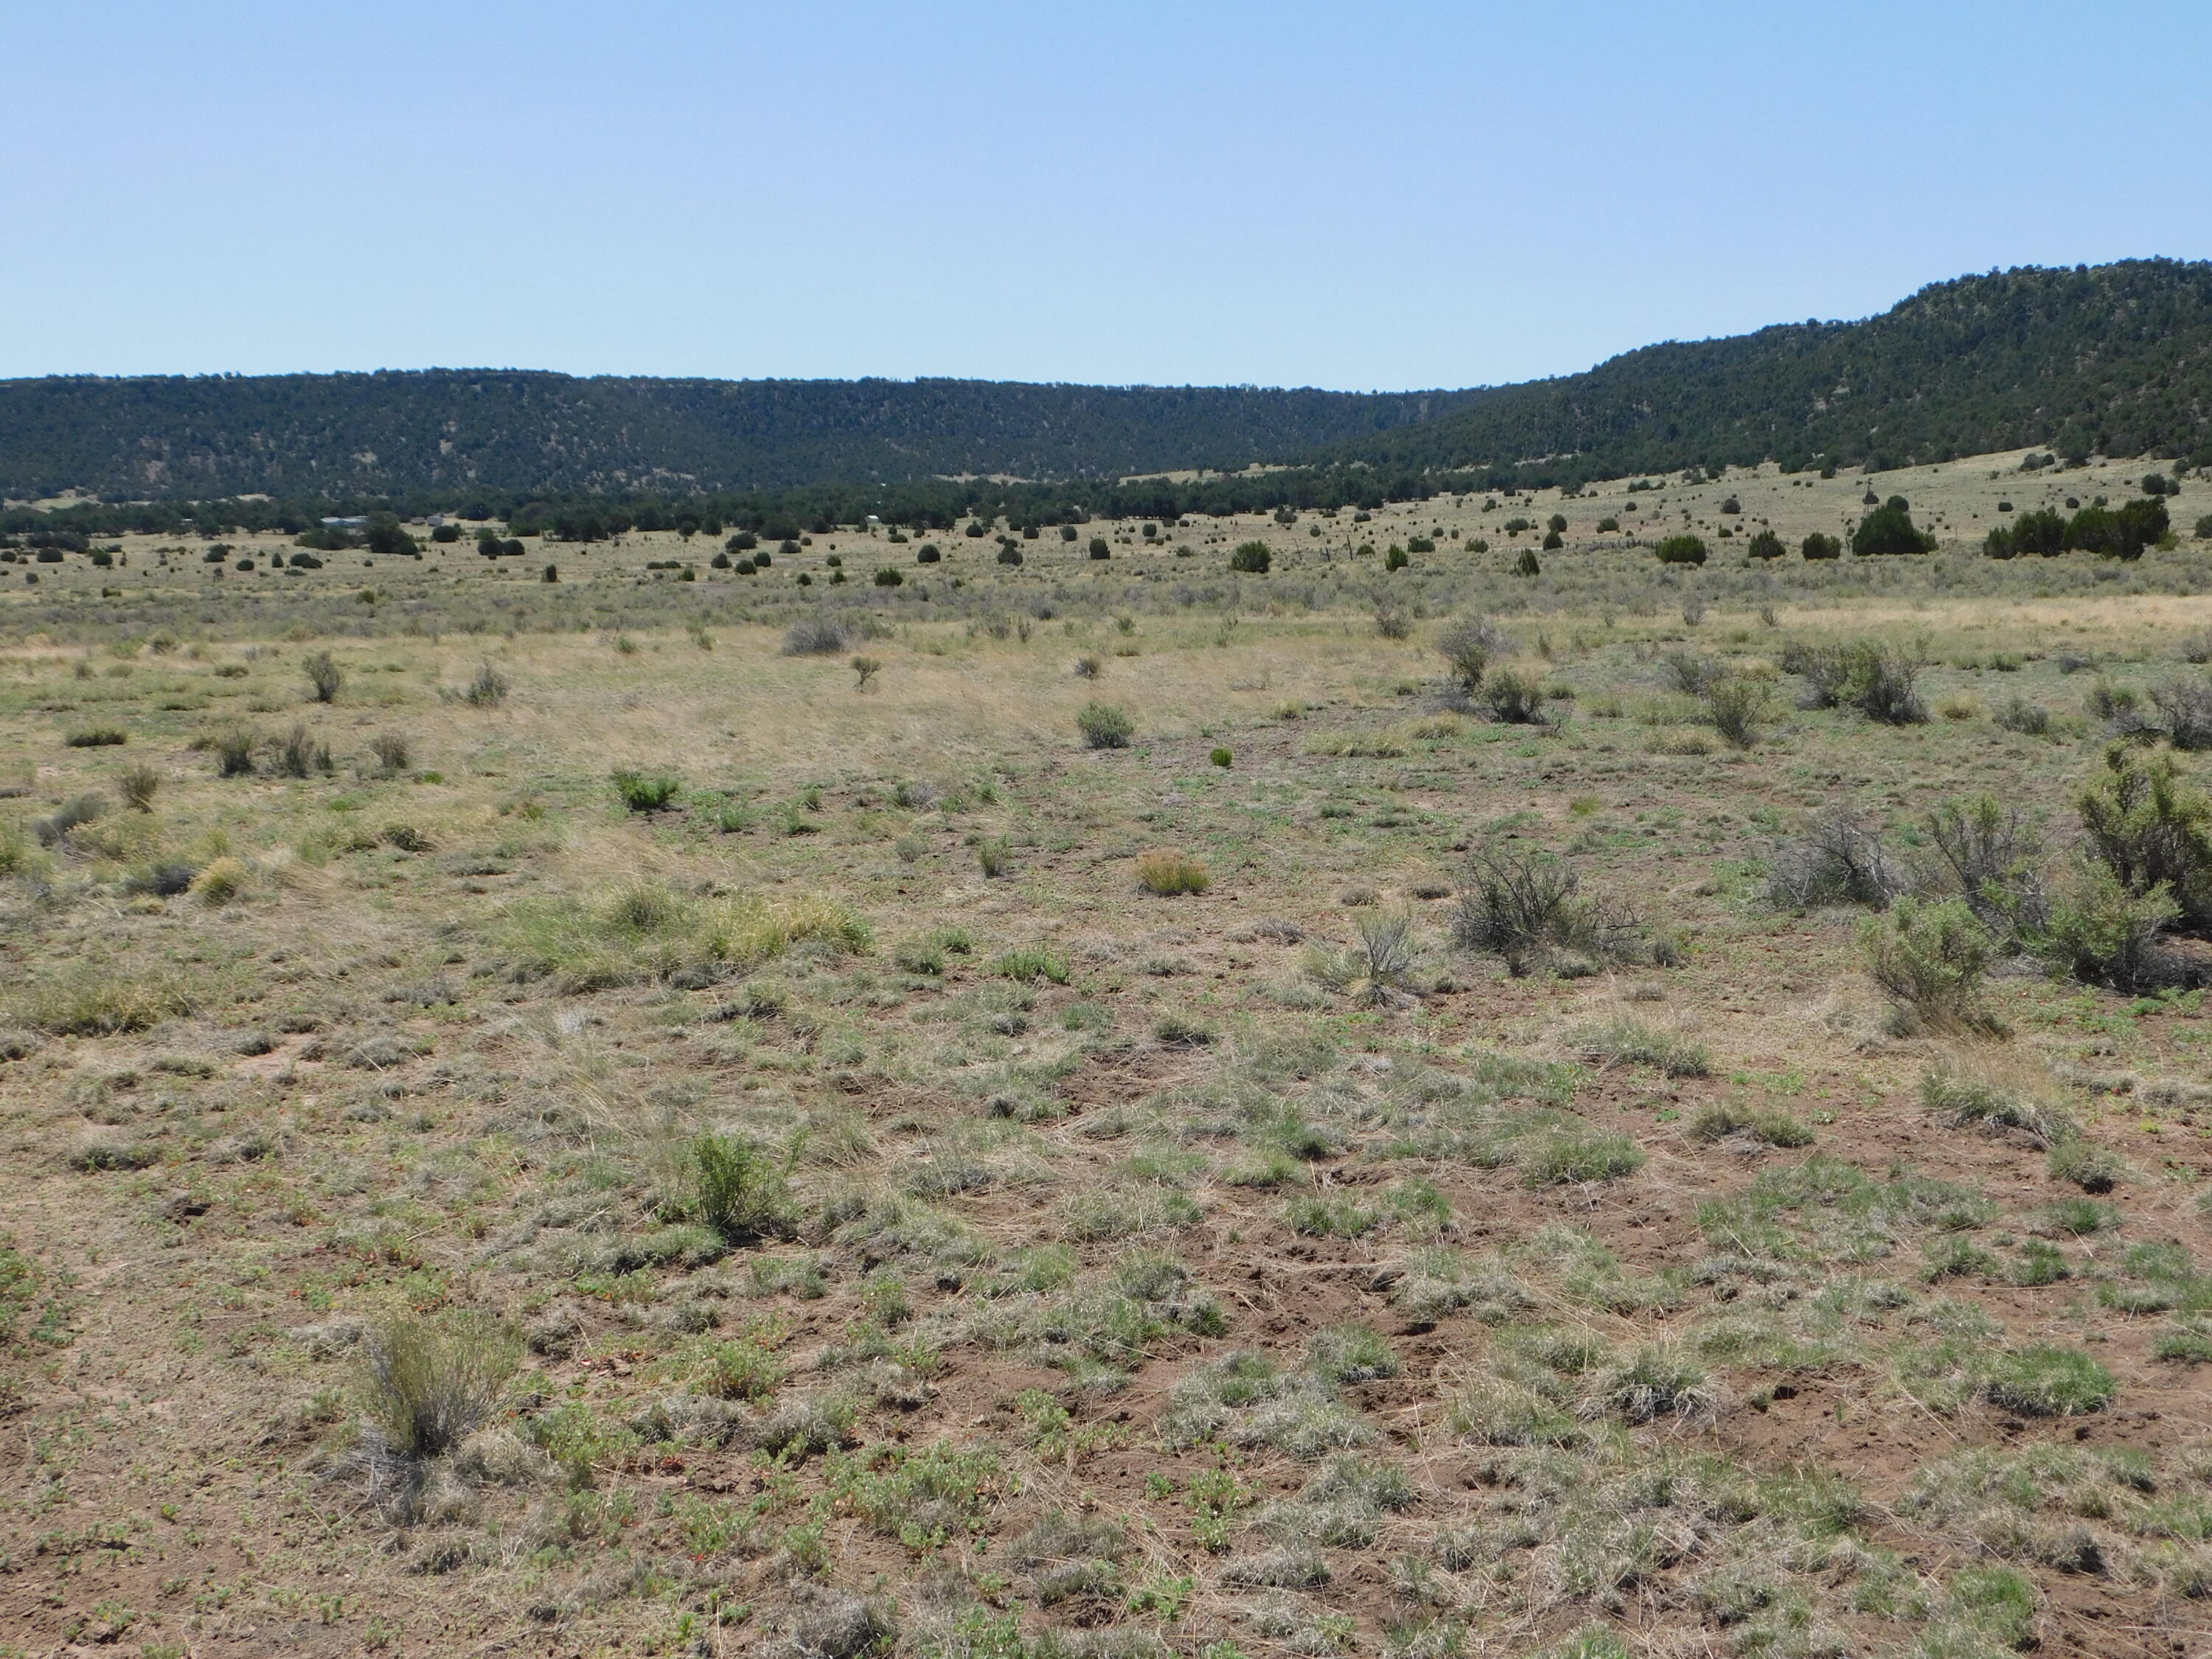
1310 260 2212 479
4 261 2208 507
0 375 1474 502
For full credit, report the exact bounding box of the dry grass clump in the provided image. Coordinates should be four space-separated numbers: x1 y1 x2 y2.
1687 1102 1813 1148
1919 1058 2073 1146
1568 1016 1709 1078
117 762 159 811
1307 909 1419 1004
495 886 870 992
18 966 198 1035
31 791 107 846
1159 1350 1375 1461
1133 850 1209 896
190 855 252 905
369 731 412 773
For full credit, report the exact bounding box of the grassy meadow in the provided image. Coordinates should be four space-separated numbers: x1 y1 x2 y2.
7 453 2212 1658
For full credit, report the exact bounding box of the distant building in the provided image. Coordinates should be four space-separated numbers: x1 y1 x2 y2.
321 515 368 527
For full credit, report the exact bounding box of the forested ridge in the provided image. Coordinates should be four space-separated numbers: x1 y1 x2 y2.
3 260 2208 515
1313 260 2212 479
0 375 1472 502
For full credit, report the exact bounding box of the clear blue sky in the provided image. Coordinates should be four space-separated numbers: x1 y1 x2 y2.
5 1 2205 392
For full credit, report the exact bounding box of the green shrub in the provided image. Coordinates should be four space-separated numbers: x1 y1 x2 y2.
1745 529 1785 560
611 769 681 813
1228 540 1271 574
1075 703 1134 750
1703 673 1774 747
2076 745 2212 931
1654 534 1707 566
460 664 509 706
688 1133 795 1242
782 616 850 655
356 1311 521 1458
213 727 255 777
1210 747 1232 768
1852 496 1937 556
1857 898 2001 1034
1451 843 1642 975
368 731 411 774
119 863 193 902
1482 668 1549 724
1927 793 2048 936
1433 619 1504 690
1801 532 1842 560
302 650 344 703
274 723 330 778
2039 860 2179 989
1349 908 1416 1004
1787 639 1927 724
64 727 127 748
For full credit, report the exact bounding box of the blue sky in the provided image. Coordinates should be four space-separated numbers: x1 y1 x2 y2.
5 1 2206 390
